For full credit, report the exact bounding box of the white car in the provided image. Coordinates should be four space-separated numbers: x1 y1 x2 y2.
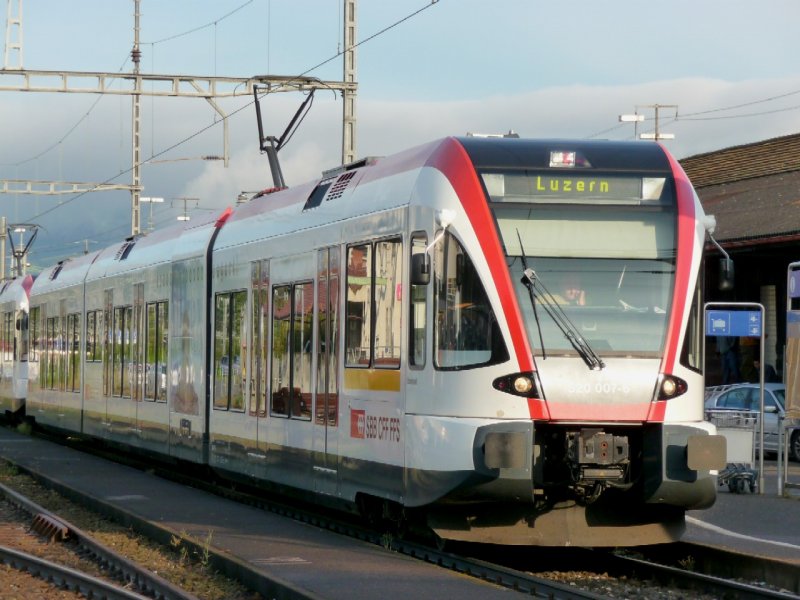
705 383 800 461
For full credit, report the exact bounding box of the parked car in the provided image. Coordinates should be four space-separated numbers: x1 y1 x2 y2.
705 383 800 461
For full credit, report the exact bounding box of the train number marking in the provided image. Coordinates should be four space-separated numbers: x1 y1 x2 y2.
567 382 631 395
350 409 401 443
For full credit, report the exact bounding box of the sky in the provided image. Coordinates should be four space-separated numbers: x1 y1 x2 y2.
1 0 799 270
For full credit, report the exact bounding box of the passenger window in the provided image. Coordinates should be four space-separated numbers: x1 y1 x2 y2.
66 313 81 393
111 306 133 397
345 244 372 366
270 282 313 420
250 260 269 417
144 301 168 402
374 240 402 368
213 291 247 411
316 248 340 426
434 231 508 370
344 239 402 369
29 306 40 363
2 312 11 361
409 234 427 368
271 285 291 416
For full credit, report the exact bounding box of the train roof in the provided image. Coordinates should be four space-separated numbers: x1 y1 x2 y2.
31 210 226 295
31 250 101 294
29 136 681 286
0 274 33 308
213 138 448 251
214 136 677 251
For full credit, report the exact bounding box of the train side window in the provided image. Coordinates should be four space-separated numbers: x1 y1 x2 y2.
291 281 313 420
345 243 372 367
18 312 29 362
434 231 508 370
271 285 291 416
145 301 168 402
213 291 247 412
112 306 133 398
345 238 403 370
29 306 40 362
316 247 340 426
409 233 428 369
230 291 247 411
250 260 269 417
103 291 112 397
679 275 703 373
86 311 97 362
374 239 402 368
44 315 63 391
66 313 81 393
269 282 314 420
2 312 11 361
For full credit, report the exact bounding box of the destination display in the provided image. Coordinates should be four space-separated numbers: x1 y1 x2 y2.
482 172 666 203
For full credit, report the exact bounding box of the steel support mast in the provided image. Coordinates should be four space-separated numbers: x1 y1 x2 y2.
342 0 357 165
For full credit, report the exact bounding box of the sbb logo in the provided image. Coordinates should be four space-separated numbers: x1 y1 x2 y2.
350 409 365 439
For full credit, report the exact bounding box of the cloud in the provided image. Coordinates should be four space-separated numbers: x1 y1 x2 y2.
178 76 800 207
6 75 800 267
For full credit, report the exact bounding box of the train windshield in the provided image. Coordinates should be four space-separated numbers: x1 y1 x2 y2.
484 170 676 358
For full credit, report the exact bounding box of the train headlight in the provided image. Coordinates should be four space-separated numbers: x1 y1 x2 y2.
658 374 688 400
513 376 533 394
493 372 540 398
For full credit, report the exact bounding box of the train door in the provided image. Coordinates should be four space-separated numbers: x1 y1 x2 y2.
313 246 340 495
13 302 29 403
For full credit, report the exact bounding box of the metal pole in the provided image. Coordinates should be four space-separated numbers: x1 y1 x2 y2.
131 0 142 236
342 0 356 164
758 304 766 494
0 216 5 280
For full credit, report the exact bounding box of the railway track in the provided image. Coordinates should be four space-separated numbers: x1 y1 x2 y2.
3 429 799 600
0 479 202 600
461 543 799 599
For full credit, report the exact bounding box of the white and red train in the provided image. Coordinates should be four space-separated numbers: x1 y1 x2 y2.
0 136 726 547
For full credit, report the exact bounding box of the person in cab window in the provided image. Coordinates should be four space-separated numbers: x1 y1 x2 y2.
553 274 586 306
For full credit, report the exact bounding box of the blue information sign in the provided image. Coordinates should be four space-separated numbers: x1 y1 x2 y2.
790 270 800 299
706 310 762 337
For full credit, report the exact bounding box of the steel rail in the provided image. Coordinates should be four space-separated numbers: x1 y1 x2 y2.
0 480 202 600
0 545 151 600
10 430 800 600
605 551 799 600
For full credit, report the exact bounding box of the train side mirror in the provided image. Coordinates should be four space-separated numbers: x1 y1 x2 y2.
410 253 430 286
719 257 735 291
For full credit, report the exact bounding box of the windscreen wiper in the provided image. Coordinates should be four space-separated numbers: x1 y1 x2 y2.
516 231 548 360
520 267 605 371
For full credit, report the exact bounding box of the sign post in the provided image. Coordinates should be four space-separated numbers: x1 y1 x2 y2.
704 302 766 494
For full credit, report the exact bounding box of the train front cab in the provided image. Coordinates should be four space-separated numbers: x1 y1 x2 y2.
399 137 727 547
0 275 33 419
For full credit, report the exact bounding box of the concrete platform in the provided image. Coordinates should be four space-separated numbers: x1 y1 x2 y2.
686 459 800 565
0 427 511 600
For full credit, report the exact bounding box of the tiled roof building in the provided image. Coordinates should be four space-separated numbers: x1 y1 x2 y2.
679 132 800 382
680 133 800 246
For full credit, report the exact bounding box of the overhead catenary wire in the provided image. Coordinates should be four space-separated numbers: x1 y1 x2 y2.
587 86 800 139
0 55 131 168
24 0 443 266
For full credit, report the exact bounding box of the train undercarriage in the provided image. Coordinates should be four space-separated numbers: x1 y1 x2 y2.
420 422 716 547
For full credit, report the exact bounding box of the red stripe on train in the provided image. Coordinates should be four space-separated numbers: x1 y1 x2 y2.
426 138 549 420
648 147 698 422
